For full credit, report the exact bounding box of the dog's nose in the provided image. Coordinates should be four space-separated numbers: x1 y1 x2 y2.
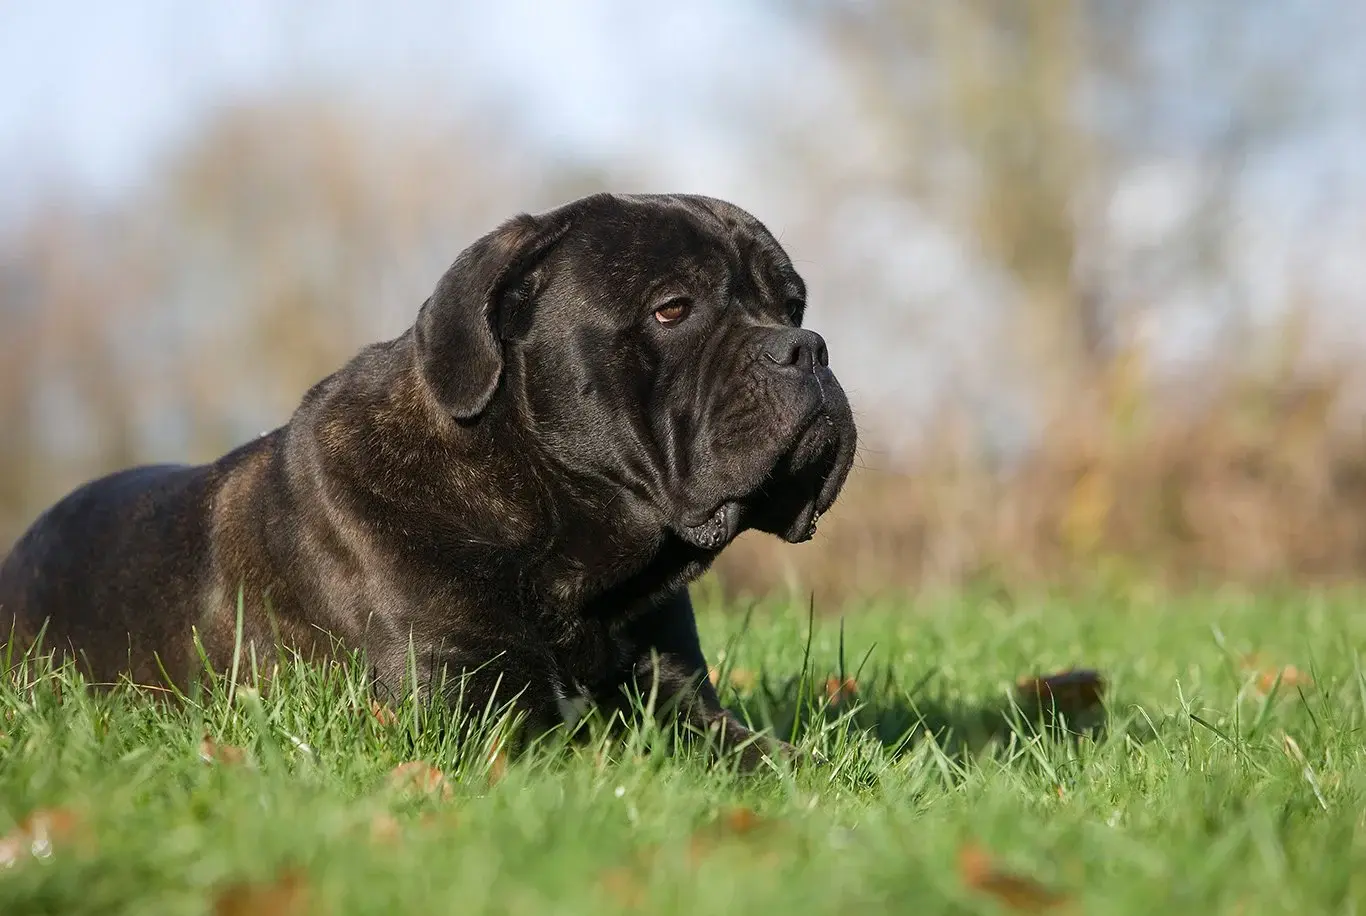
763 329 829 373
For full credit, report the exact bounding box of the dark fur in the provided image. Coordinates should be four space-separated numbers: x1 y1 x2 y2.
0 193 857 767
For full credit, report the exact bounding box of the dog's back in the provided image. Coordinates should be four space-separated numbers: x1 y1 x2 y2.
0 463 215 684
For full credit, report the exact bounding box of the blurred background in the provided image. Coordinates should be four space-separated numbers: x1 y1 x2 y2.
2 1 1364 601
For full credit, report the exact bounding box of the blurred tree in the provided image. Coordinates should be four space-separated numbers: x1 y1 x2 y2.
779 0 1327 400
0 98 575 546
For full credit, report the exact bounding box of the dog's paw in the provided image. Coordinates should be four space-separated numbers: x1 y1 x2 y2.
728 731 819 774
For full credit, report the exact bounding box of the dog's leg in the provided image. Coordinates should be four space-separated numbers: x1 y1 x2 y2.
623 590 798 771
371 636 568 745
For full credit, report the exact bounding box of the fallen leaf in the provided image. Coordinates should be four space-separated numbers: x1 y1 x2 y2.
368 813 403 845
1255 664 1312 695
1016 669 1105 721
369 699 398 727
0 808 86 869
386 762 454 801
599 866 646 908
485 738 508 786
958 843 1070 912
200 735 248 765
687 806 778 867
719 806 765 835
1240 654 1314 694
418 809 461 832
708 667 757 692
213 867 313 916
825 676 859 707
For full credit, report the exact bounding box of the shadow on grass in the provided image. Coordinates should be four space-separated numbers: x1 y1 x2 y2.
722 668 1158 765
706 607 1160 768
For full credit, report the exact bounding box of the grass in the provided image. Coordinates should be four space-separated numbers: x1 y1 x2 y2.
3 582 1366 915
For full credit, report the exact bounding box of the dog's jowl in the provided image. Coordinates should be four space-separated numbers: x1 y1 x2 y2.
0 193 857 767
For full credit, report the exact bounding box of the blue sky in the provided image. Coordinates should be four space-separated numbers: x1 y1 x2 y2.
0 1 807 207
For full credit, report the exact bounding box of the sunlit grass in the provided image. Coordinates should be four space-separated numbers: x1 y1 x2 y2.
3 584 1365 914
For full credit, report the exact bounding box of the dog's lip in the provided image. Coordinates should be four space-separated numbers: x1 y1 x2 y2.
782 500 821 544
676 500 743 551
677 414 841 545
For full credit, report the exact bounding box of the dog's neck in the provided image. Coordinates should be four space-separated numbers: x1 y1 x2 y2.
497 421 716 621
297 339 711 624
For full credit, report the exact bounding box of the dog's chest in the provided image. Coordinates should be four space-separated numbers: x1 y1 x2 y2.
542 615 636 703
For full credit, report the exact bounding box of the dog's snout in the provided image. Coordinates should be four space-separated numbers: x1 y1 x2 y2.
763 329 829 373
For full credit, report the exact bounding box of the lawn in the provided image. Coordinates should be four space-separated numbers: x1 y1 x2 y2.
2 582 1365 915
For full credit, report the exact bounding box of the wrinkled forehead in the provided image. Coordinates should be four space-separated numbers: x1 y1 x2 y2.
554 195 806 308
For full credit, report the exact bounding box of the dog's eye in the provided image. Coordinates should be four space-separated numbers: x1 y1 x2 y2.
653 298 692 326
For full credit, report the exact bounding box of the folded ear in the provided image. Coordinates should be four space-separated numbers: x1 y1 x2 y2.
414 212 573 420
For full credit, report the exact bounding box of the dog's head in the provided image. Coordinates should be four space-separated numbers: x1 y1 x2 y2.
414 193 856 552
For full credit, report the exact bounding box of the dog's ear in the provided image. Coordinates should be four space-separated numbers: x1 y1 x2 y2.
414 212 573 420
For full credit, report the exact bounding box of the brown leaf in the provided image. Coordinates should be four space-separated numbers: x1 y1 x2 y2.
485 738 509 786
1254 664 1313 695
958 843 1070 912
200 735 248 765
599 865 646 908
709 667 757 692
1016 669 1105 720
1240 654 1313 694
368 813 403 845
0 808 87 869
719 806 765 835
386 761 454 801
687 806 777 867
213 867 313 916
368 699 397 727
418 809 461 832
825 676 859 707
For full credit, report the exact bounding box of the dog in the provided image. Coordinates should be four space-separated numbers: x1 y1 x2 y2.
0 193 857 767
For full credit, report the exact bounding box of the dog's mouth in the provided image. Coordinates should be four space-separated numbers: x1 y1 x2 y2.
756 428 842 544
675 481 825 552
674 416 848 551
677 500 745 551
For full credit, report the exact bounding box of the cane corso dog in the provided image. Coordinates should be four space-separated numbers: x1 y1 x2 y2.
0 193 856 767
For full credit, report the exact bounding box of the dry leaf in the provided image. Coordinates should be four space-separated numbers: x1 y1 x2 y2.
599 866 646 908
485 738 509 786
825 676 859 707
0 808 86 869
418 809 461 832
958 843 1070 912
386 762 454 801
1256 665 1312 695
1016 669 1105 720
719 806 764 835
729 668 757 691
200 735 247 765
1240 655 1313 694
213 867 313 916
708 667 757 692
687 806 777 867
368 813 402 845
369 699 398 727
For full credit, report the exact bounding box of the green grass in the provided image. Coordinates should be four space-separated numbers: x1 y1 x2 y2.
4 582 1366 915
